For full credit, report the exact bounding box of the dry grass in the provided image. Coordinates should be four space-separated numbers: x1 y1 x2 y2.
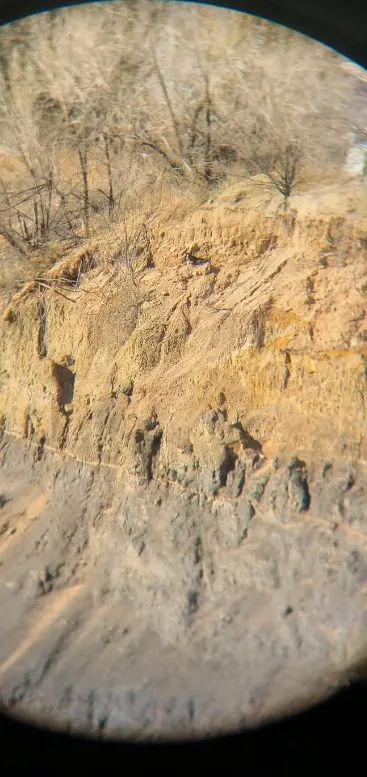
0 0 364 310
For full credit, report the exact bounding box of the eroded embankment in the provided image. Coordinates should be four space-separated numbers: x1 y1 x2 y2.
0 180 366 738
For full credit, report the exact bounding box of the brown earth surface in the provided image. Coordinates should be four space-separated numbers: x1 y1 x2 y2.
0 177 366 739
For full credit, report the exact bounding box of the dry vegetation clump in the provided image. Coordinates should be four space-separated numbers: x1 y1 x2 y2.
0 0 365 293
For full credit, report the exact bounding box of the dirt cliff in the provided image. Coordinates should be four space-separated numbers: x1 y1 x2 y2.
0 178 366 739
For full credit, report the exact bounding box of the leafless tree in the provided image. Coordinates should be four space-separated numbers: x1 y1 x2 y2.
253 142 302 210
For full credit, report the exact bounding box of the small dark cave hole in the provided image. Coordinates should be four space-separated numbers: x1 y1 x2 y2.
52 362 75 409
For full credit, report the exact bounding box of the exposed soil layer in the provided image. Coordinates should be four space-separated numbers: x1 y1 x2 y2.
0 179 366 738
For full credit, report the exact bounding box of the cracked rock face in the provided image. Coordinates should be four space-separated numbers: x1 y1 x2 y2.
0 183 366 738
